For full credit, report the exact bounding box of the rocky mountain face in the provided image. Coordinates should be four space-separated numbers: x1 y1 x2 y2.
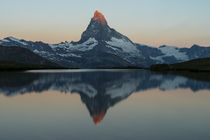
0 11 210 68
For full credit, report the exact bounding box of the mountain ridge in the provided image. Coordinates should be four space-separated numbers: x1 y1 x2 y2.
0 45 61 70
0 11 210 68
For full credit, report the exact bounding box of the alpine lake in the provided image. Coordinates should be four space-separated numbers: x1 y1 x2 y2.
0 69 210 140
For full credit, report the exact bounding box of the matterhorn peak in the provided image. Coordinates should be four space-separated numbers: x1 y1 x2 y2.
92 10 107 25
77 10 137 49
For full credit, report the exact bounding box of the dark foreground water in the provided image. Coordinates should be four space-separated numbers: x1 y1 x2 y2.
0 70 210 140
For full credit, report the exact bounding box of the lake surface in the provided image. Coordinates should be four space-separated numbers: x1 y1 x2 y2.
0 70 210 140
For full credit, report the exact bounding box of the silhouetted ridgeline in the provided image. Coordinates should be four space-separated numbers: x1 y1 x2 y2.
0 45 62 70
151 57 210 72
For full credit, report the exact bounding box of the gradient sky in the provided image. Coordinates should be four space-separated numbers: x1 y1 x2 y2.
0 0 210 47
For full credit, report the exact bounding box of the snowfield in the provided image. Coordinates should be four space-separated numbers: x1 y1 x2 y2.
106 37 139 54
151 46 189 63
159 46 189 61
69 38 98 51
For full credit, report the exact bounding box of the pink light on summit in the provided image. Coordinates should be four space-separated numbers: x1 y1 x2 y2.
92 10 107 25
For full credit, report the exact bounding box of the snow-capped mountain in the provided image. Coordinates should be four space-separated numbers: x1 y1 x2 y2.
0 45 58 68
0 11 210 68
53 10 151 68
0 36 75 67
0 11 150 68
136 44 210 64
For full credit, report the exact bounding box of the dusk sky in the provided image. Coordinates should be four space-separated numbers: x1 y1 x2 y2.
0 0 210 47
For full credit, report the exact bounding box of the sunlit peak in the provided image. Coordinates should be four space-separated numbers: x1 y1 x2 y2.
93 10 107 25
92 111 106 125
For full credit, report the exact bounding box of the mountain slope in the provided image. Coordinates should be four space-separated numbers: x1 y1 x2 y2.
151 57 210 72
0 45 61 70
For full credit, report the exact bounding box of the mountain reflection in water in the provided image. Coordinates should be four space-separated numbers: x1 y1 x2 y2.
0 70 210 125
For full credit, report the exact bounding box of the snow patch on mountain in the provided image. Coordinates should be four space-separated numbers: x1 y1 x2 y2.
49 44 62 49
59 53 82 58
159 46 189 61
50 38 98 52
0 39 10 43
150 56 164 62
49 41 70 49
150 46 189 63
106 37 139 54
0 38 12 45
69 38 98 51
7 37 28 46
106 45 119 51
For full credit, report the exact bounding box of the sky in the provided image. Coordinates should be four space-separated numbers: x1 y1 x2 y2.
0 0 210 47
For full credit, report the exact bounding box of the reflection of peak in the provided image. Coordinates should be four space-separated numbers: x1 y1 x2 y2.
78 89 129 125
92 110 106 125
0 70 210 125
93 10 107 25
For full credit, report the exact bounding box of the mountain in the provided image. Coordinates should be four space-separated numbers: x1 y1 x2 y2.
0 11 151 68
0 37 73 67
0 45 61 70
136 44 210 65
151 57 210 72
0 11 210 68
69 10 151 68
